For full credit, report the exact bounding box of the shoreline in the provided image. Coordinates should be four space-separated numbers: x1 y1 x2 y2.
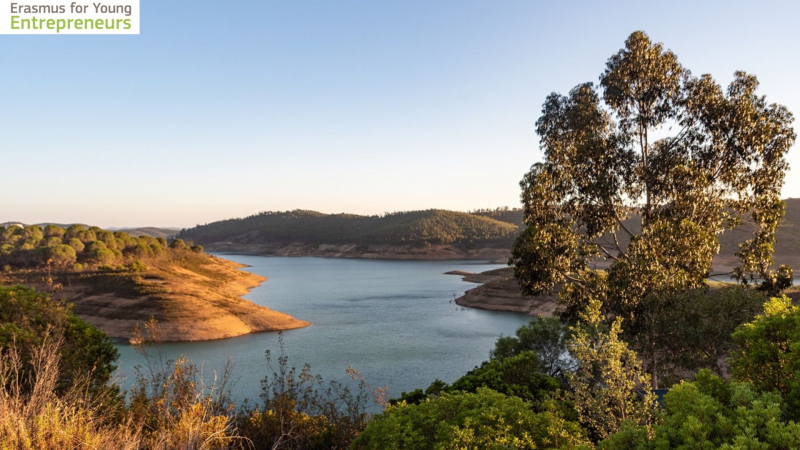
206 242 511 263
448 256 800 317
447 267 559 317
3 256 312 343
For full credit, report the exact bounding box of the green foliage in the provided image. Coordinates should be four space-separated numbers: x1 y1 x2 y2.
759 264 794 296
397 351 561 410
512 31 795 388
598 370 800 449
169 238 189 250
42 224 65 238
644 286 765 384
128 260 148 272
352 388 587 450
566 301 656 441
491 316 574 379
470 207 525 227
729 296 800 420
0 224 204 273
0 285 119 395
178 209 520 248
43 244 77 268
23 225 43 240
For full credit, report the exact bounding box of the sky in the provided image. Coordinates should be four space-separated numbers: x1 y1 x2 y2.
2 0 799 228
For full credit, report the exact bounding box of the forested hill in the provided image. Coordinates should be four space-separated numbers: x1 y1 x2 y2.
178 209 521 248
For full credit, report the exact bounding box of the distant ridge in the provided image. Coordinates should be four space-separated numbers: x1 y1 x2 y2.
177 209 520 259
0 223 179 239
110 227 181 238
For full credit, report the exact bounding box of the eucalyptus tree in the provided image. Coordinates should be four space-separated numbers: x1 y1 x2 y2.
511 31 796 387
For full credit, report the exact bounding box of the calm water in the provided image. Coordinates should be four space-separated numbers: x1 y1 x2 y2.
114 256 531 402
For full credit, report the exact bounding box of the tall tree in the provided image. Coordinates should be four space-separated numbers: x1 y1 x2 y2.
511 31 796 388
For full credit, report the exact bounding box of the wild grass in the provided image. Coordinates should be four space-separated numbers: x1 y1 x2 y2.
0 329 246 449
0 335 141 449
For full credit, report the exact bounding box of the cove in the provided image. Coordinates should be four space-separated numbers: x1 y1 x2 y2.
113 256 532 402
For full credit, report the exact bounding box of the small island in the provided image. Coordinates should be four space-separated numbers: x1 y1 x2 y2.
0 224 310 341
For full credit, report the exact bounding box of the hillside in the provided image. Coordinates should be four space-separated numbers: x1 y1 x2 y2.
176 202 800 263
112 227 181 238
1 223 179 239
0 224 309 341
178 209 521 259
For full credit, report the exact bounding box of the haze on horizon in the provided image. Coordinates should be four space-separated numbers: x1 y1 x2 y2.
2 0 799 229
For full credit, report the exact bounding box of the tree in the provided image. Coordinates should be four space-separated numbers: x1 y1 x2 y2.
66 237 85 252
42 224 65 238
124 242 153 259
64 224 85 239
648 286 765 382
491 316 574 379
0 285 119 395
44 244 78 268
170 239 189 250
352 388 587 450
566 300 656 441
23 225 43 240
511 31 796 388
597 370 800 449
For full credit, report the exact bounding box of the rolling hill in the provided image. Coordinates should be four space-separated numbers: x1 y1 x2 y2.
177 209 521 259
176 201 800 263
110 227 181 238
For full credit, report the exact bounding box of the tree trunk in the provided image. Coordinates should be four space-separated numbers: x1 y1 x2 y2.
651 351 658 390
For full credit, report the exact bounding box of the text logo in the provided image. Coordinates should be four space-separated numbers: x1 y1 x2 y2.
1 1 140 34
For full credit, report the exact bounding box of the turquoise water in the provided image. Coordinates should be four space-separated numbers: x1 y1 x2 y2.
114 256 531 402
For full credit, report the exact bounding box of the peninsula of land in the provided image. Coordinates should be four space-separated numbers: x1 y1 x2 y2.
0 224 310 341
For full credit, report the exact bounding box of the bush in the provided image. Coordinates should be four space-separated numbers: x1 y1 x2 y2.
128 260 148 272
352 388 587 450
598 370 800 449
0 285 119 395
396 351 561 410
730 295 800 419
235 334 374 449
491 316 574 379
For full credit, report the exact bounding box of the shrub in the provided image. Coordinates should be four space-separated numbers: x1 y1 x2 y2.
730 295 800 419
352 388 587 450
396 351 560 410
235 334 375 449
598 370 800 449
128 260 149 272
0 285 119 395
491 316 574 379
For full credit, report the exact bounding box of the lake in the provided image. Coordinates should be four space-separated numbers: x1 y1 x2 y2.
114 255 532 403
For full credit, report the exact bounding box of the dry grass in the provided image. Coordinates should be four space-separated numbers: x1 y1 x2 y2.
0 335 141 449
1 255 310 342
0 331 250 449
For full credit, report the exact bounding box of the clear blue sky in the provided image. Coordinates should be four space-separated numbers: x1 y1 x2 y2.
2 0 798 228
